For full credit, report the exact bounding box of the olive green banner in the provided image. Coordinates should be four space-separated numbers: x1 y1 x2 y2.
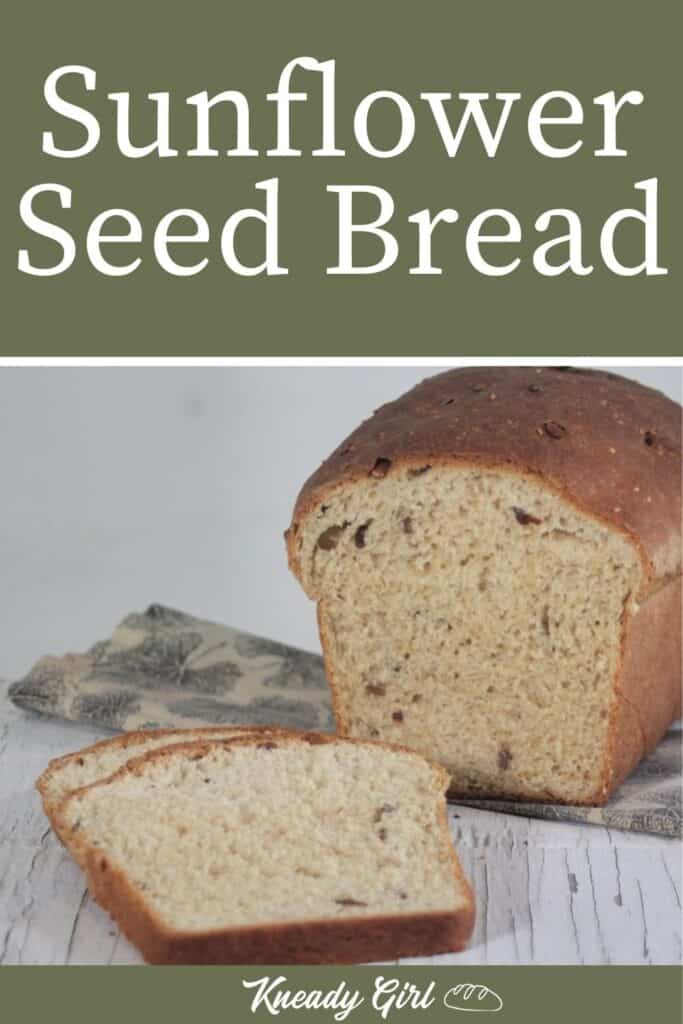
0 966 681 1023
2 0 680 356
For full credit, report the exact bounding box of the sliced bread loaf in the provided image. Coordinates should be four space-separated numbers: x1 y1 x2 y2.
38 726 274 855
58 733 474 964
286 367 682 806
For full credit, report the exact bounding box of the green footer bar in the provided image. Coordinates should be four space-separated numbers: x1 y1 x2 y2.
1 966 680 1024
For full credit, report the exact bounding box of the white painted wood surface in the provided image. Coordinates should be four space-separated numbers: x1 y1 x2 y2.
0 694 680 966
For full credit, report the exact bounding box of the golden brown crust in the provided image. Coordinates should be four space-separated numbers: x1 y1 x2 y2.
288 367 681 587
608 575 682 795
64 733 473 964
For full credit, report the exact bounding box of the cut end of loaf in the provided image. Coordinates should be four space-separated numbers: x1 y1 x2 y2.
291 462 643 805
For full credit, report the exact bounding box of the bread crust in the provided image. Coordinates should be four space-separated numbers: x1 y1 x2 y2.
608 575 682 795
286 368 682 806
63 734 475 964
287 367 681 588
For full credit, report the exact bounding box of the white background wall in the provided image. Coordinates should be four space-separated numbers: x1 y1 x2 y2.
0 364 680 681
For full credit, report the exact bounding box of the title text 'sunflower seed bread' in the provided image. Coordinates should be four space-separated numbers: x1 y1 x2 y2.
59 734 474 964
38 726 275 858
286 367 682 805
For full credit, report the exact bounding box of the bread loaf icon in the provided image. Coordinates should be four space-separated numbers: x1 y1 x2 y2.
444 984 503 1013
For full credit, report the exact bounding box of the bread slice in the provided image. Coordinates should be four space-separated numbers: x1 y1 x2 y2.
38 726 273 856
58 733 474 964
287 367 682 806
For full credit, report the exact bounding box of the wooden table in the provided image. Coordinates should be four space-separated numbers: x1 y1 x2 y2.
0 694 680 966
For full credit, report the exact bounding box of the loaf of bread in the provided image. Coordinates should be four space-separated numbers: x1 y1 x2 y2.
57 733 474 964
287 367 682 805
38 726 272 859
